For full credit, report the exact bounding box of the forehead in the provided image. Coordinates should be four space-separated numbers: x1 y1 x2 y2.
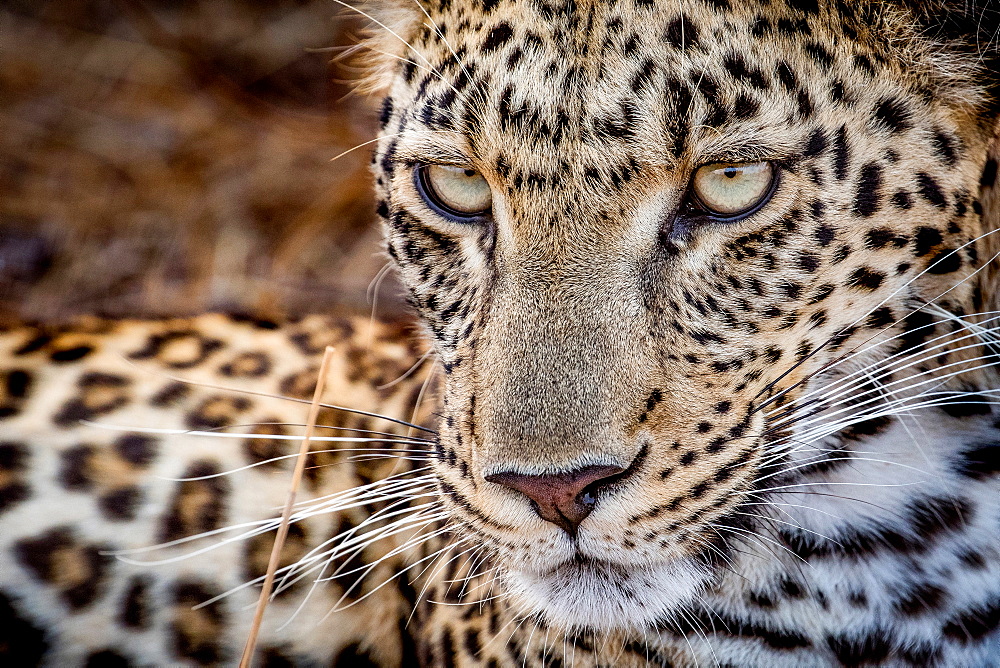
386 0 886 171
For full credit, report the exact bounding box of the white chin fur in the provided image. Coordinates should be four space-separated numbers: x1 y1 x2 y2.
502 557 708 633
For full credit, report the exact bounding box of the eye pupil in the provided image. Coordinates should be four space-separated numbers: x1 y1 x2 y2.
464 169 476 177
724 168 738 179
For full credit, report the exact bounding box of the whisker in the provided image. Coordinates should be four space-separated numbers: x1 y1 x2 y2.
113 356 437 434
755 232 1000 413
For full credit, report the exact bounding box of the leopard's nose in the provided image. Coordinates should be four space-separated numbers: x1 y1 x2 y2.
485 464 626 534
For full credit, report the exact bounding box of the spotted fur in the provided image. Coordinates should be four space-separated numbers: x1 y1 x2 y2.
4 0 1000 665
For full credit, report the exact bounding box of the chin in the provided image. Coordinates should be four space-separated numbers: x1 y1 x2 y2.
500 555 709 633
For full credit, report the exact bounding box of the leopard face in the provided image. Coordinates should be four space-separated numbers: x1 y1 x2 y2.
368 0 1000 632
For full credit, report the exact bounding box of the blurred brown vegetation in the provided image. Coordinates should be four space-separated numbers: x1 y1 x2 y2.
0 0 406 324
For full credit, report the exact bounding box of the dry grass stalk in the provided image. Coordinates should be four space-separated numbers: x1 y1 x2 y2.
239 345 336 668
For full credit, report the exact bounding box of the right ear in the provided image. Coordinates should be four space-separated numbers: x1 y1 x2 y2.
974 119 1000 317
350 0 426 97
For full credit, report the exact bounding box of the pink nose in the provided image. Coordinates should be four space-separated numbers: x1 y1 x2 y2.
485 464 625 534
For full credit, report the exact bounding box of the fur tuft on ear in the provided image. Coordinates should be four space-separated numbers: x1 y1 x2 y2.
898 0 1000 49
975 120 1000 316
345 0 426 97
895 1 1000 108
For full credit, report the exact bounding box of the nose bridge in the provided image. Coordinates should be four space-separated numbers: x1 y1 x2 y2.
474 265 644 472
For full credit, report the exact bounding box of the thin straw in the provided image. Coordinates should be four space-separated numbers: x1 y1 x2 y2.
239 346 335 667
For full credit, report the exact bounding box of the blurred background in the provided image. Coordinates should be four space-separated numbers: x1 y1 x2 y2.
0 0 407 324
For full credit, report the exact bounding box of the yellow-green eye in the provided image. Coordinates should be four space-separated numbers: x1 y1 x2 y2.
416 164 492 219
691 161 776 218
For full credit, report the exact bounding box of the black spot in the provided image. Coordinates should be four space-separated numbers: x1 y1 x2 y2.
333 643 379 667
113 434 158 467
482 23 514 52
864 227 906 250
150 381 190 407
909 494 969 541
833 125 850 180
750 16 772 37
916 172 947 208
630 58 657 93
826 629 891 665
832 244 851 264
379 97 394 129
171 581 225 664
713 467 733 483
59 444 94 490
803 129 827 156
943 599 1000 642
5 370 31 398
776 61 797 91
85 650 130 668
960 549 987 569
804 41 833 67
853 162 883 216
891 190 913 210
847 267 885 291
723 54 768 90
798 253 820 272
872 97 911 132
52 372 129 427
815 224 835 246
981 159 998 187
927 248 961 274
843 416 892 439
913 226 943 257
852 54 875 75
0 590 49 666
788 0 819 13
99 486 143 521
464 628 482 657
158 460 229 543
865 307 895 329
954 442 1000 479
119 576 151 629
14 334 51 356
733 93 759 119
670 610 811 650
185 395 252 430
0 442 29 512
895 582 947 616
260 647 296 668
663 14 699 49
931 129 959 165
51 345 94 363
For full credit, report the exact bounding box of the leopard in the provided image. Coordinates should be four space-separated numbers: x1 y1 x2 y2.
3 0 1000 665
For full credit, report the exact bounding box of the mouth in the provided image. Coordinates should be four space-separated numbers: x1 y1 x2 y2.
500 552 709 633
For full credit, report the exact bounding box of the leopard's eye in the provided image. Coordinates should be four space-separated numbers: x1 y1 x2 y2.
416 164 492 220
690 161 776 218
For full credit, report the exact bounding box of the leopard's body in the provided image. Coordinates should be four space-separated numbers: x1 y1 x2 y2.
4 0 1000 665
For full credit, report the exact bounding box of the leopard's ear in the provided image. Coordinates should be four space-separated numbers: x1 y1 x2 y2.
896 1 1000 50
895 1 1000 109
349 0 426 96
975 120 1000 317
